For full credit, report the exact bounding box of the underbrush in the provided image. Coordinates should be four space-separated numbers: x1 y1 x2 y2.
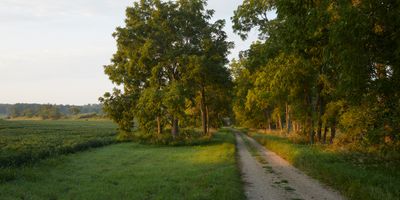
243 130 400 200
118 128 214 146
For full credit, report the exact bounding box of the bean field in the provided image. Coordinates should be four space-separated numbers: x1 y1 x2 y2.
0 120 117 168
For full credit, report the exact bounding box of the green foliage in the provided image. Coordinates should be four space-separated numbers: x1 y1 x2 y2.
101 0 232 139
38 104 62 120
135 87 165 133
339 102 400 153
231 58 260 127
69 106 80 115
129 128 211 146
163 82 187 120
100 89 136 135
232 0 273 40
205 84 234 128
232 0 400 149
3 103 103 119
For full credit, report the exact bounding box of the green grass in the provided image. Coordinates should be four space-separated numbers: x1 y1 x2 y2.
0 120 118 168
240 134 259 156
0 130 245 200
240 134 270 166
246 131 400 200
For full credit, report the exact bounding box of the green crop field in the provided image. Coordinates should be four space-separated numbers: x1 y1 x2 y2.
0 120 118 169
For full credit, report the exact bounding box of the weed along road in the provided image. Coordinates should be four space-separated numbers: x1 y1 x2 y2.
234 130 345 200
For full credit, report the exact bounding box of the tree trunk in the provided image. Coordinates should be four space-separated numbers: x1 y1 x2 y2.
307 93 315 145
201 107 207 135
317 97 323 143
171 118 179 138
200 87 207 135
317 120 322 142
286 103 291 134
157 115 162 135
265 110 271 131
309 117 315 144
278 113 283 132
292 121 295 132
268 119 271 131
323 125 328 144
297 122 300 133
298 122 302 133
206 105 210 135
330 121 336 144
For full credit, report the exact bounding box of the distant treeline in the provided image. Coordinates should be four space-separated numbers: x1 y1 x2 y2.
0 103 103 119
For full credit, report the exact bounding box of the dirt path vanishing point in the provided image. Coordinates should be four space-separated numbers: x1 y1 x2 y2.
235 130 345 200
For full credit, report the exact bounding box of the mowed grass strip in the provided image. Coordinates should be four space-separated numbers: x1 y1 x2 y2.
246 131 400 200
0 131 245 200
0 120 117 168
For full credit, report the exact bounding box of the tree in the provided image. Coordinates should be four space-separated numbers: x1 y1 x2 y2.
69 106 81 115
185 31 233 135
328 0 400 145
232 0 400 148
101 0 232 139
100 89 136 139
38 105 62 120
231 58 257 127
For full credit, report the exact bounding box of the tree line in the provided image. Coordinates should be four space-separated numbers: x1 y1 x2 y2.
0 104 103 119
101 0 399 151
231 0 399 150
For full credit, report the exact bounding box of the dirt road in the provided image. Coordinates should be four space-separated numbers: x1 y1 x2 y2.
235 131 345 200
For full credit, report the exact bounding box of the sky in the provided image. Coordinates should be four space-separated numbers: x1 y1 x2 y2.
0 0 270 105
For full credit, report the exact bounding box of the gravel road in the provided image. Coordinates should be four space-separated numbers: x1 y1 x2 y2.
235 131 345 200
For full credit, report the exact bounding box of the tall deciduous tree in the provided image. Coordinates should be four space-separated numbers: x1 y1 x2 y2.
101 0 232 138
232 0 400 148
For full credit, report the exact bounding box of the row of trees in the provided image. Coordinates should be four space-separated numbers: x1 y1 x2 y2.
100 0 233 138
8 104 63 119
232 0 399 149
5 104 103 119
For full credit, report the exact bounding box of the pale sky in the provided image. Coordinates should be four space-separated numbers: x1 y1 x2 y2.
0 0 270 105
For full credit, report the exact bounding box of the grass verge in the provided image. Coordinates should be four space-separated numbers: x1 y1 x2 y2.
244 131 399 200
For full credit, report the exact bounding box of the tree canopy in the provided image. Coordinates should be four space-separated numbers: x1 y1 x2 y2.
100 0 399 151
100 0 232 140
232 0 400 151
